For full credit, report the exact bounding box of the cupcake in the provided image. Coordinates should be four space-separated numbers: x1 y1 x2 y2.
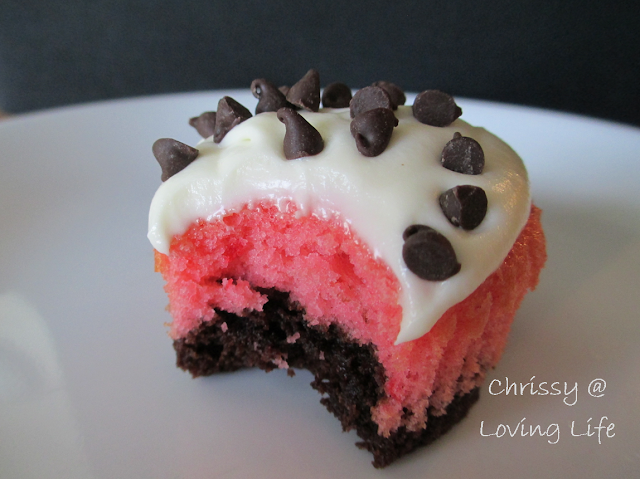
148 70 546 467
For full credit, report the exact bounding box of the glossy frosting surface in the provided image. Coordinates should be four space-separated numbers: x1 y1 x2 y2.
148 106 531 342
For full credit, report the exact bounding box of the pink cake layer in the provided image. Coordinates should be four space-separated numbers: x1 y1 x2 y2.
155 201 546 435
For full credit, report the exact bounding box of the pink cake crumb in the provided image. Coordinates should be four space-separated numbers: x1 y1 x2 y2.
155 201 546 435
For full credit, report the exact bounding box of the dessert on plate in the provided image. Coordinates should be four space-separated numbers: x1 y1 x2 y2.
148 70 546 467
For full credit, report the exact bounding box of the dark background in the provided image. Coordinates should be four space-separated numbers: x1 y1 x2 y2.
1 1 638 126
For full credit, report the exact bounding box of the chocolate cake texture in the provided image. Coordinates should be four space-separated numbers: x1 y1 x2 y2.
174 289 479 468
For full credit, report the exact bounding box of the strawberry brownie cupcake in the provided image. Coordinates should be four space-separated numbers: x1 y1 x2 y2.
148 70 546 467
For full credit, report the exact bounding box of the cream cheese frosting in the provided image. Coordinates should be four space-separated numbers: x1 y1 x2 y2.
148 105 531 343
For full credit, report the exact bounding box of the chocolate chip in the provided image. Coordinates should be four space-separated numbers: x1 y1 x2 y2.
402 224 429 241
286 69 321 111
439 185 488 230
322 82 352 108
278 85 290 96
371 81 406 110
412 90 462 127
277 107 324 159
441 132 485 174
251 78 290 114
402 225 461 280
349 86 393 118
350 108 398 157
152 138 199 182
189 111 217 138
213 96 252 143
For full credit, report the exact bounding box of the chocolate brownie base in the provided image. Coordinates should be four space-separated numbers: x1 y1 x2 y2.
173 289 479 468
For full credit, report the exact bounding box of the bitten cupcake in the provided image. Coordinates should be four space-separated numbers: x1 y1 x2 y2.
148 70 546 467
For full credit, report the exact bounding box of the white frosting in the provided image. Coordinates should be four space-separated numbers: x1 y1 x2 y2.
148 106 531 343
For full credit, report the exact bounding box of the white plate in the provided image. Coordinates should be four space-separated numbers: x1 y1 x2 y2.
1 92 639 478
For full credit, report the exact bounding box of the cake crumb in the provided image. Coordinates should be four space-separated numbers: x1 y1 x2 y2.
272 356 289 369
220 322 228 332
286 332 301 344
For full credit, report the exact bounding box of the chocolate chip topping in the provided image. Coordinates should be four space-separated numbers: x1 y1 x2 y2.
213 96 252 143
251 78 291 114
402 225 461 281
278 85 290 96
189 111 217 138
441 132 485 174
350 108 399 157
349 86 393 118
412 90 462 127
371 81 406 110
286 69 321 112
152 138 199 182
277 107 324 159
439 185 488 230
322 82 353 108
